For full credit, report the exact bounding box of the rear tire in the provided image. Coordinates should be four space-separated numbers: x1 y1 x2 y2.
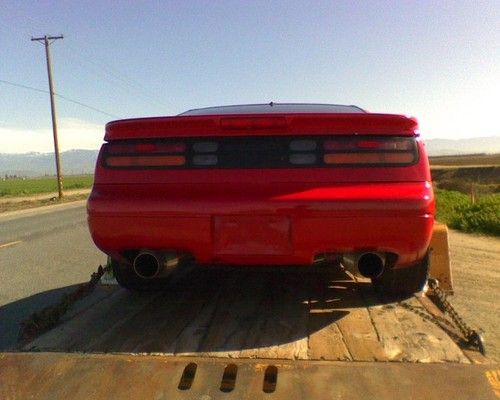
372 252 430 298
111 257 167 292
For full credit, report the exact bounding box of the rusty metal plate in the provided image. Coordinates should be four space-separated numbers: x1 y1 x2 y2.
0 352 498 400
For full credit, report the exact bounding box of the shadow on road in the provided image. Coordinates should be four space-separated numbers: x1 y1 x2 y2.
0 284 84 351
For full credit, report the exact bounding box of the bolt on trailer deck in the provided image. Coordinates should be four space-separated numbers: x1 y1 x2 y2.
1 230 498 400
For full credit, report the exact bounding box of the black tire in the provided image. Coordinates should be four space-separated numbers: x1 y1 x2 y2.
111 257 167 292
372 252 430 298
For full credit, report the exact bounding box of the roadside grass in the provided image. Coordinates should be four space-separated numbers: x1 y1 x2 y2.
0 175 93 197
431 166 500 192
436 190 500 236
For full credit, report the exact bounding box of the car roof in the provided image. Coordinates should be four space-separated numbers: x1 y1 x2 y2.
179 103 366 116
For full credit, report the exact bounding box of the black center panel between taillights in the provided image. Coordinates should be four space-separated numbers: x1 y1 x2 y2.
102 135 419 169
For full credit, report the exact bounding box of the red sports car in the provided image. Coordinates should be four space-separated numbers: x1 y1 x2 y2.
87 103 435 295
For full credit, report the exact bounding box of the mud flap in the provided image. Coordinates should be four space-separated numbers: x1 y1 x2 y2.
429 223 453 293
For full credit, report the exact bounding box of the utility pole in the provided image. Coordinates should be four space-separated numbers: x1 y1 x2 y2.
31 34 64 199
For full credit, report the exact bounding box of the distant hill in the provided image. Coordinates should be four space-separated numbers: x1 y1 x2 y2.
0 136 499 177
425 136 500 156
0 150 99 177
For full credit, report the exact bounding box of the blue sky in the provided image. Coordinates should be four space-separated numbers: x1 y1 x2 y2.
1 1 499 152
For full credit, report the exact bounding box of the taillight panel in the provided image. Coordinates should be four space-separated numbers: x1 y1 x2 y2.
103 136 418 169
106 155 186 167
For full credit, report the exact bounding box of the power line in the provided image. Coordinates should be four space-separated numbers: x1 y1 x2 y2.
0 79 48 94
0 79 120 118
61 47 167 109
56 93 120 119
3 5 169 112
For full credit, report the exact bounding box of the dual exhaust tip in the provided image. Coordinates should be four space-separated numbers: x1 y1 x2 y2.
342 252 386 279
133 251 178 279
133 250 386 279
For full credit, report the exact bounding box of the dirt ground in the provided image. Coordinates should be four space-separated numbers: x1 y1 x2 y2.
447 229 500 362
0 189 90 213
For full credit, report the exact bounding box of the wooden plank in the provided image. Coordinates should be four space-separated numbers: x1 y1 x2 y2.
171 285 223 357
264 272 310 360
361 288 470 363
334 281 390 362
24 289 161 352
307 271 352 361
234 272 279 359
462 350 494 365
414 293 468 351
238 271 310 360
23 267 482 365
195 270 268 358
87 269 221 353
417 294 491 364
132 269 223 354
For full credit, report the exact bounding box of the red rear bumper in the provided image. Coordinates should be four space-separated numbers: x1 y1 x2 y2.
87 182 434 267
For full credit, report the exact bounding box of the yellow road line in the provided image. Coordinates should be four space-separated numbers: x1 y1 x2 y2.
486 370 500 398
0 240 22 249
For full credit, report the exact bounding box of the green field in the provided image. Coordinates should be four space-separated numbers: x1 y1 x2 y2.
0 175 93 197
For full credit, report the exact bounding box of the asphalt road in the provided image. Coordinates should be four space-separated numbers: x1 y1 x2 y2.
0 201 106 349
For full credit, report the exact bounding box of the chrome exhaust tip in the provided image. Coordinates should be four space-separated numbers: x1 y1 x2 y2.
357 253 385 279
133 252 161 279
342 252 386 279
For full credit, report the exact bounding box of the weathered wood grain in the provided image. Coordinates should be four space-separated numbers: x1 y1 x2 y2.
362 288 470 363
237 271 310 360
331 282 390 362
195 271 264 358
87 269 220 353
307 272 352 361
22 267 482 364
24 289 161 352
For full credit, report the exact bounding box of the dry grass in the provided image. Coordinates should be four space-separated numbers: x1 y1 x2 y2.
0 194 89 213
430 153 500 167
431 166 500 194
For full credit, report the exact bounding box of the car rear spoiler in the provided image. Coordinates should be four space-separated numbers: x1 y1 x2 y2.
104 113 419 141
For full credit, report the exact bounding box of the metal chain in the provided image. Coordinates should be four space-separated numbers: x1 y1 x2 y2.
427 278 485 355
18 265 107 345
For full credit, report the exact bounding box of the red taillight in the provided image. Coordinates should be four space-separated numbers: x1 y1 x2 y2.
103 136 417 169
323 137 417 166
104 142 187 168
106 155 185 167
323 152 415 165
356 140 381 149
107 142 186 154
220 117 287 130
323 138 413 151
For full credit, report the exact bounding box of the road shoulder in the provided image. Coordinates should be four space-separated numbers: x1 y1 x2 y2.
0 189 90 215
